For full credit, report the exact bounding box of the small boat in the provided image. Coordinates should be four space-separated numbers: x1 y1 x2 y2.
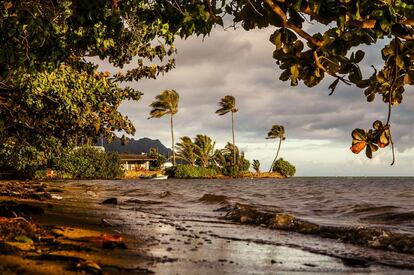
151 174 168 180
139 175 154 180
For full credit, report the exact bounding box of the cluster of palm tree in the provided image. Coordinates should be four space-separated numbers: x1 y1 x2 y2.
148 90 286 172
175 135 216 167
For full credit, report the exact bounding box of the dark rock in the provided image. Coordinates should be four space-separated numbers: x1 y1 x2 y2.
35 187 45 192
225 203 274 225
199 194 229 204
0 201 44 217
102 198 118 205
341 257 370 268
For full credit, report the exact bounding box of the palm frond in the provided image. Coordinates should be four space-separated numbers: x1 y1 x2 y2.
266 125 285 139
215 95 237 115
148 89 179 119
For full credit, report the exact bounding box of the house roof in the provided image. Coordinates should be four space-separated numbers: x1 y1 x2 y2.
118 153 156 161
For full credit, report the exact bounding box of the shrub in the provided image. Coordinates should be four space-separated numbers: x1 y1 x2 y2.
272 158 296 177
52 146 123 179
167 165 218 178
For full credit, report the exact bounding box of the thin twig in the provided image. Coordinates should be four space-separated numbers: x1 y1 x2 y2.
247 0 263 16
264 0 323 47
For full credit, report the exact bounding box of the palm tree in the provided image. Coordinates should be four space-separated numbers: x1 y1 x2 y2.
148 89 179 165
194 134 216 168
176 136 196 166
252 160 260 173
215 95 238 171
267 125 286 172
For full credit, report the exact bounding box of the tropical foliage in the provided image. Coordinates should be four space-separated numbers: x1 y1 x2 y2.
53 146 123 179
213 143 250 176
176 134 216 167
272 158 296 178
216 95 238 169
148 89 180 165
219 0 412 163
0 144 123 179
2 0 408 169
176 136 197 166
252 160 261 173
267 125 286 172
148 147 166 170
194 135 216 168
166 165 218 179
0 1 215 174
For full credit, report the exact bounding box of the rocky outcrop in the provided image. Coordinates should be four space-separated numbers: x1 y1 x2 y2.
225 203 414 254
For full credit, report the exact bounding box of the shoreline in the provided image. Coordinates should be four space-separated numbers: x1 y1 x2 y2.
1 180 413 274
125 170 285 180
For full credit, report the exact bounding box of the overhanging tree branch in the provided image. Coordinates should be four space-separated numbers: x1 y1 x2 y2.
264 0 323 47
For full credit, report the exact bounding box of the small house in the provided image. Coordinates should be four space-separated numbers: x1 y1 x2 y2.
119 153 156 171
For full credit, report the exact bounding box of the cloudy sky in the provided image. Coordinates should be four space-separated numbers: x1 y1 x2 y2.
106 26 414 176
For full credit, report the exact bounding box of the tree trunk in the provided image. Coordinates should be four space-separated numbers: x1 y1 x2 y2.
231 111 236 173
170 114 175 166
269 137 282 172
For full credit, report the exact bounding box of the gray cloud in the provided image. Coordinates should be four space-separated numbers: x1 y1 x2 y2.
108 26 414 175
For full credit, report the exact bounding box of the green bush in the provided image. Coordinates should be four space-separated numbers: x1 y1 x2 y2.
167 165 218 178
52 146 123 179
272 158 296 177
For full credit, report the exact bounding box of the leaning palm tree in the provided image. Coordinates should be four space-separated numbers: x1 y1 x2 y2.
252 160 261 173
267 125 286 172
175 136 196 166
148 89 179 165
194 134 216 168
215 95 238 171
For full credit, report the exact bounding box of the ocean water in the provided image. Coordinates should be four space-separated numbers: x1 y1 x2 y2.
56 177 414 270
113 177 414 234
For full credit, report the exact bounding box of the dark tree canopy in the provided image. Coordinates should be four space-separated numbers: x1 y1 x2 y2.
1 0 414 170
0 0 216 171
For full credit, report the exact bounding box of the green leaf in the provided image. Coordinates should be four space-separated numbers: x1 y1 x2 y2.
372 120 383 130
351 129 366 141
15 235 34 244
365 144 373 158
328 79 339 95
354 50 365 63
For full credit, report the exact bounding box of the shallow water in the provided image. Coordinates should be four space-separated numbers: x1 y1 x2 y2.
55 177 414 270
104 177 414 233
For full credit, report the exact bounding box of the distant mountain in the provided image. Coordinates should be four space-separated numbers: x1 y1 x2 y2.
100 137 171 156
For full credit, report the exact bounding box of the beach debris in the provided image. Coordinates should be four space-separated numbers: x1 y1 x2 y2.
14 235 34 244
102 198 118 205
74 260 103 275
86 190 98 197
0 217 41 242
78 234 127 249
50 194 63 200
100 218 114 227
0 181 52 200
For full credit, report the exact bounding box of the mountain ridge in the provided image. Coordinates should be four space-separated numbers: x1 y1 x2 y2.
101 137 171 156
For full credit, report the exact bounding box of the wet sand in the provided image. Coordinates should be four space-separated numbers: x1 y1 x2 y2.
1 180 414 274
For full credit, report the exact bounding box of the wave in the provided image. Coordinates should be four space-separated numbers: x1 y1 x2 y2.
224 203 414 255
199 194 229 204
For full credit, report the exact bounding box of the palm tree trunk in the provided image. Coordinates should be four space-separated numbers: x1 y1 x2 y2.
269 137 282 172
231 111 236 173
170 114 175 166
